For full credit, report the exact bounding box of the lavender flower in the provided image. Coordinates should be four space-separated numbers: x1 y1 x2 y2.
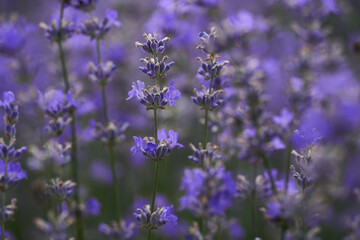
88 120 129 145
0 17 34 55
0 142 26 162
135 33 170 56
131 129 183 161
45 178 76 201
191 85 223 111
88 61 117 86
126 80 181 110
188 142 221 165
0 92 19 139
34 211 74 240
179 166 236 216
139 56 174 79
197 57 229 81
134 204 177 230
236 174 272 200
99 220 136 239
0 199 17 223
0 160 26 192
290 149 313 191
69 0 97 11
39 20 76 42
80 9 121 40
27 140 71 171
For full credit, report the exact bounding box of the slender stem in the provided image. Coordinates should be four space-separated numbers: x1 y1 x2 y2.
280 226 286 240
147 109 159 240
1 192 5 240
285 144 292 194
250 164 257 239
109 144 120 221
94 30 120 220
203 109 209 148
262 154 277 194
57 2 83 239
101 86 109 123
57 41 70 92
96 38 102 64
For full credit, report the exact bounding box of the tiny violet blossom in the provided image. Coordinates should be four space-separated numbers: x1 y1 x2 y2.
45 178 76 201
0 160 26 192
0 91 19 138
88 61 117 86
135 32 170 56
134 204 177 230
191 85 224 111
34 211 75 240
69 0 97 12
0 199 17 223
98 220 136 239
38 89 77 118
139 56 174 79
80 9 121 40
131 129 183 161
126 80 181 110
39 20 76 42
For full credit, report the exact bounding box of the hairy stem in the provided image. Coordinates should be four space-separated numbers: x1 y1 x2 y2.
1 193 5 240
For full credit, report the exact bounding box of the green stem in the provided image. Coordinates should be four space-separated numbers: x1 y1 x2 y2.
95 31 120 220
1 192 5 240
250 164 257 239
262 154 277 194
109 144 120 221
147 109 159 240
57 2 83 239
96 38 102 64
101 86 109 123
285 144 292 194
280 226 286 240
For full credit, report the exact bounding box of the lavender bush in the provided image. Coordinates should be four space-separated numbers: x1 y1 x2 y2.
0 0 359 239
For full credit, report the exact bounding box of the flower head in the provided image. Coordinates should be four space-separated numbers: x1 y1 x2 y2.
191 85 223 111
0 160 26 192
34 211 74 240
0 91 19 139
134 204 177 230
88 61 116 86
135 32 170 56
69 0 97 12
127 81 180 110
99 220 136 239
80 9 121 40
45 178 76 201
131 129 183 161
39 19 76 42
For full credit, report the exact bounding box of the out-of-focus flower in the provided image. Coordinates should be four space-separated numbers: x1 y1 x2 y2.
88 61 116 86
0 160 26 192
69 0 97 12
98 220 136 239
39 19 76 42
0 199 17 223
34 211 74 240
80 9 121 40
45 178 76 201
